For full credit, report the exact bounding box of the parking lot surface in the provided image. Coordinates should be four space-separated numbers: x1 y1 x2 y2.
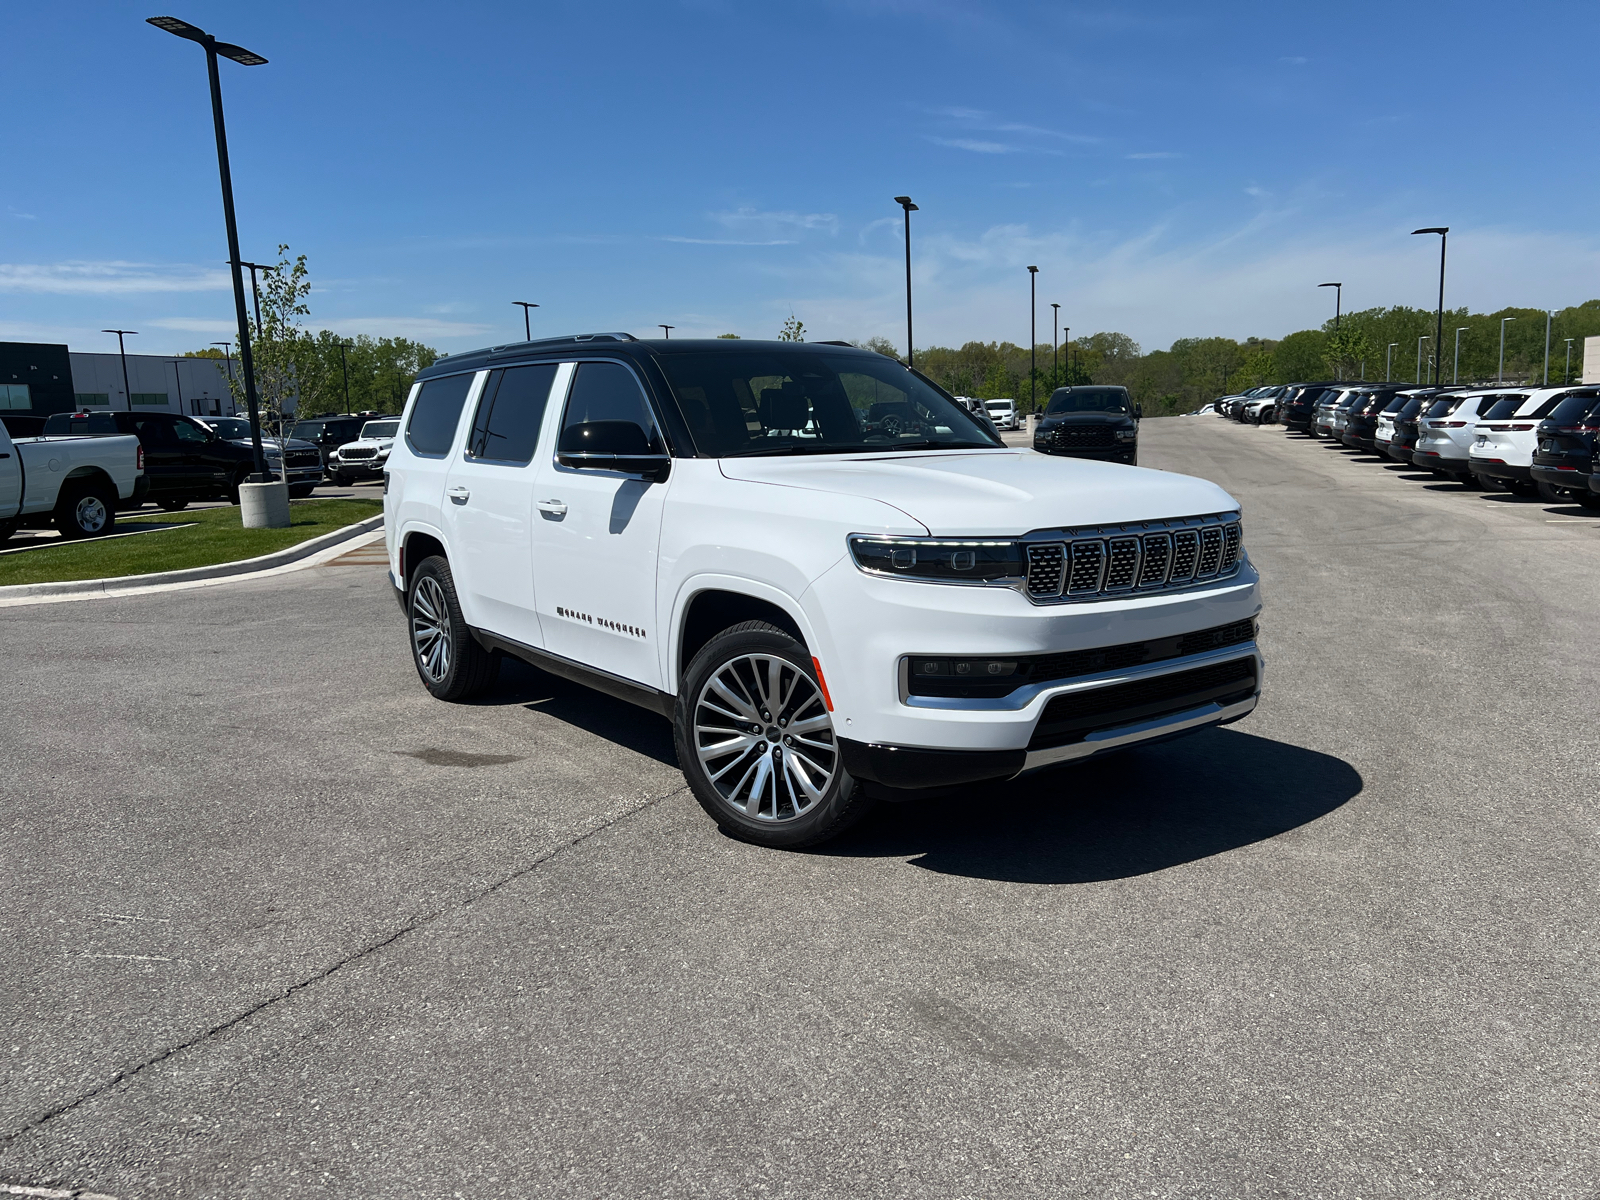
2 419 1596 1198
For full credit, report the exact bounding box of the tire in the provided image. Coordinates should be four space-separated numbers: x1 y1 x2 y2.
1505 478 1538 498
1577 490 1600 511
228 466 252 505
407 555 499 701
1536 480 1572 504
332 472 352 488
289 483 316 499
675 621 876 849
54 481 117 539
0 520 16 546
157 499 190 512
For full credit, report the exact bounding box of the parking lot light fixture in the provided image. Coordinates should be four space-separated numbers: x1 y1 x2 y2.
1050 302 1060 389
1411 227 1448 385
1499 316 1516 383
514 301 538 342
894 197 918 366
659 324 673 340
1027 266 1038 416
101 329 137 410
232 259 273 334
1318 282 1342 329
337 340 355 415
147 15 271 481
1565 338 1575 384
1543 310 1551 385
1387 342 1398 381
1454 327 1469 384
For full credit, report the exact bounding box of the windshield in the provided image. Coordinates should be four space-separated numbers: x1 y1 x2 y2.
205 418 254 439
360 420 400 439
658 351 1000 457
1482 397 1524 419
1045 387 1130 415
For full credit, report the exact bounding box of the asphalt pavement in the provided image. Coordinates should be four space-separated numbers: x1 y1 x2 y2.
1 419 1596 1199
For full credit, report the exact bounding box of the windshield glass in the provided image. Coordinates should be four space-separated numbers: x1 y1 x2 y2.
205 418 253 439
360 420 400 439
658 351 1000 457
1544 392 1600 424
1045 387 1130 415
1482 397 1524 419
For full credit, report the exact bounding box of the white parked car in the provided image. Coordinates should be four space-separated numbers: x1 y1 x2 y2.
985 399 1018 430
329 418 401 484
384 336 1263 848
1468 389 1569 495
0 419 143 542
1412 389 1526 480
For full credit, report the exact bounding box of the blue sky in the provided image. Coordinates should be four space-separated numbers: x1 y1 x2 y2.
4 0 1598 357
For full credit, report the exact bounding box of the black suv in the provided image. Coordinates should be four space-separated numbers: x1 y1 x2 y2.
41 410 264 508
1278 381 1344 433
1032 385 1140 464
290 415 369 472
1384 390 1454 464
1341 389 1401 452
1529 389 1600 508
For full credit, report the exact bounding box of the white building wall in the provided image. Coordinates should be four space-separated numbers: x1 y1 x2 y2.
1583 336 1600 386
69 352 238 416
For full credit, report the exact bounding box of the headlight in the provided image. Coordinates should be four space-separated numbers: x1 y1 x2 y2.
1115 429 1137 441
848 535 1024 583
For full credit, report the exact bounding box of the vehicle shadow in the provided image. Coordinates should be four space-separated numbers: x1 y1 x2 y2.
467 655 678 766
814 727 1361 885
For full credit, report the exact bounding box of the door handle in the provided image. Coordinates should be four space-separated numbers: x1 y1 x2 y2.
537 499 567 519
446 485 470 504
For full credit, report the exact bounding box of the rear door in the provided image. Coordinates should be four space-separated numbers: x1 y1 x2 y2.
128 415 185 498
441 362 561 649
172 415 222 492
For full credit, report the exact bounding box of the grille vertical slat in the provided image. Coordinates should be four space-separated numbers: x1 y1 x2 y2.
1169 530 1200 582
1067 541 1106 593
1220 524 1241 572
1197 527 1223 577
1103 537 1141 591
1138 533 1171 587
1026 544 1065 597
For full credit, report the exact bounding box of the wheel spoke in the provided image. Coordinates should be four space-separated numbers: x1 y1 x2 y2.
708 677 759 722
745 752 773 817
787 713 832 735
783 752 825 805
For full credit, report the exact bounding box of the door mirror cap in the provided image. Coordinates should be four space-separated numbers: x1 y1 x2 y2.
557 420 671 481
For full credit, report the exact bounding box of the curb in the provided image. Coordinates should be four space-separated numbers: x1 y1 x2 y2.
0 514 385 604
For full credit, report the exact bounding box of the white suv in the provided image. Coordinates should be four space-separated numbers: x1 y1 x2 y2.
985 399 1018 430
330 418 400 485
1412 389 1525 480
1469 389 1569 495
385 336 1263 848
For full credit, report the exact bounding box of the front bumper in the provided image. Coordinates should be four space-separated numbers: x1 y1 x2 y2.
1032 442 1137 464
332 459 387 478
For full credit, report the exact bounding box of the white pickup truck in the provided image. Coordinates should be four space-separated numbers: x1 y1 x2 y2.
0 420 144 543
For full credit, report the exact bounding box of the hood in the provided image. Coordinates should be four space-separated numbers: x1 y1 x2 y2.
342 437 395 450
1039 411 1134 427
719 449 1237 537
229 436 316 452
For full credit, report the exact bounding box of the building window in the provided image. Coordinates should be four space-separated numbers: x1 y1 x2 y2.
0 383 32 410
75 393 111 408
131 393 169 407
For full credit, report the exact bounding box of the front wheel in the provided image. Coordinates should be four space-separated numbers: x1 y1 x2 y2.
407 556 499 700
675 622 876 849
288 483 316 499
157 499 190 512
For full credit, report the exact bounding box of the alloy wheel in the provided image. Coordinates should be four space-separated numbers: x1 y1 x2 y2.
694 653 837 823
411 575 452 683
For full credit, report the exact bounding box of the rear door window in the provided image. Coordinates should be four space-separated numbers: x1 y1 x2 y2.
466 364 559 465
406 373 476 457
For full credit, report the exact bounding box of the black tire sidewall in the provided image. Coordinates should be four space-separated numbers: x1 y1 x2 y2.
674 623 870 849
407 556 495 701
56 483 116 539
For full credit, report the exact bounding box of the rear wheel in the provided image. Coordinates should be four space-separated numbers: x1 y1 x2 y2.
157 498 190 512
1536 480 1572 504
0 520 16 546
407 555 499 701
675 621 875 849
289 483 316 499
54 481 117 539
1578 490 1600 511
227 466 252 505
1504 478 1538 497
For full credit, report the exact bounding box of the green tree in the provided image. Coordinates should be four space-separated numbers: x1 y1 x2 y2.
1322 326 1375 380
779 314 806 342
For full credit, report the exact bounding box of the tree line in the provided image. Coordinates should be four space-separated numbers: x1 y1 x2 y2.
871 300 1600 418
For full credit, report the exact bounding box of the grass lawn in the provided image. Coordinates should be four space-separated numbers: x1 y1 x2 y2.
0 498 384 587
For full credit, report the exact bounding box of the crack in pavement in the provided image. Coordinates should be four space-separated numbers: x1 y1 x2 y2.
0 784 689 1149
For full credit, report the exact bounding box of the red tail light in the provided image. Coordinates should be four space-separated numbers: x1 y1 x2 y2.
1444 421 1467 428
136 445 144 470
1511 424 1535 431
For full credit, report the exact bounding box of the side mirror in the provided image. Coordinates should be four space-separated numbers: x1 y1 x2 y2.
1135 404 1143 419
557 420 670 481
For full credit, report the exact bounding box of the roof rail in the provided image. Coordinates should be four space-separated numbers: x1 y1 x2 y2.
487 332 640 354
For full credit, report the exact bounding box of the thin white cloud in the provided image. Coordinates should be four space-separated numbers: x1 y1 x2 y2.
928 136 1021 154
711 208 838 235
662 236 798 246
148 317 238 334
8 208 37 221
1244 186 1269 198
0 261 231 295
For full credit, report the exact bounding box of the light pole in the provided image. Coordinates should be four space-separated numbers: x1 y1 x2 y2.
101 329 137 410
1411 227 1448 386
147 15 271 484
894 196 917 366
1050 303 1060 390
1387 342 1398 381
171 359 185 414
233 259 273 335
1499 316 1515 383
1565 338 1575 384
1062 327 1069 385
337 340 355 415
1318 281 1342 329
1027 266 1038 417
514 301 539 341
1416 336 1429 385
658 324 674 339
1454 327 1469 384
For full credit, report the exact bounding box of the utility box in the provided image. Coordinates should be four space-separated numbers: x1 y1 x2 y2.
1584 336 1600 385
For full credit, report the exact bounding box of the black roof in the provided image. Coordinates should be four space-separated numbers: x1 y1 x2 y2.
415 334 882 382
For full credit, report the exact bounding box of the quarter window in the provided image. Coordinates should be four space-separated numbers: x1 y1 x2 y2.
172 418 210 443
406 372 476 457
467 364 558 464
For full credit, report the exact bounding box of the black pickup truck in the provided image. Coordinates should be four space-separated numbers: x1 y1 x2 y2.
41 410 269 509
1032 385 1140 465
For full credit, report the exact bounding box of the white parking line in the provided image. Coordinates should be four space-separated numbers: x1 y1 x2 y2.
2 1185 118 1200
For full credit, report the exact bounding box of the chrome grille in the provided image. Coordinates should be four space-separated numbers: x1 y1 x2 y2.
1025 544 1064 597
1021 515 1243 603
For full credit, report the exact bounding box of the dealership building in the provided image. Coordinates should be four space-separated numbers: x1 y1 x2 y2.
1 340 239 420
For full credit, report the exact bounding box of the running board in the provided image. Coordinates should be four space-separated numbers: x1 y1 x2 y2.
470 627 676 719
